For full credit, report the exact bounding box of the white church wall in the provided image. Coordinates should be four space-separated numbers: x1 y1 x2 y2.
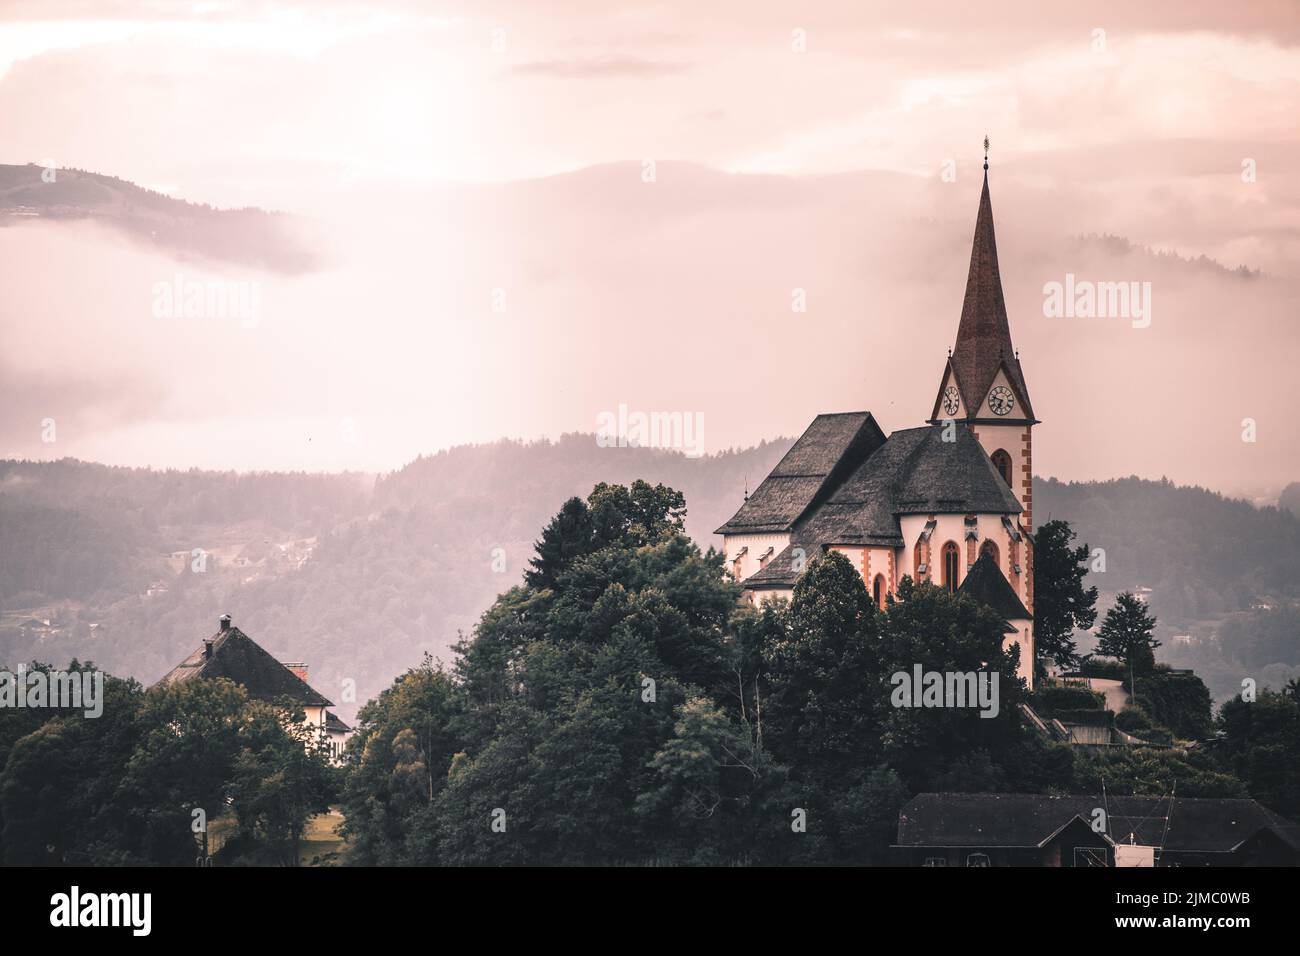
723 531 790 582
970 418 1033 529
1004 618 1035 688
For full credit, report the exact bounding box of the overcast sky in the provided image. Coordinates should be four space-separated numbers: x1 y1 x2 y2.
1 0 1298 497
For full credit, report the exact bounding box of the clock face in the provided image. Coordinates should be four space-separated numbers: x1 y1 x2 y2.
988 385 1015 416
941 386 960 416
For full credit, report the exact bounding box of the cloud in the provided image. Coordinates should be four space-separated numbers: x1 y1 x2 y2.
511 55 689 78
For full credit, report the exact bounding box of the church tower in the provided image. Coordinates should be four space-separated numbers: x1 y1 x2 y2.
928 144 1037 532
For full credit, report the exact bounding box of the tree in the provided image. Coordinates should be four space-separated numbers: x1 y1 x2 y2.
588 480 686 549
525 496 594 589
121 678 249 864
226 702 338 866
635 696 787 864
1032 519 1098 672
1217 690 1300 820
339 658 466 864
347 481 763 865
1096 592 1160 707
761 551 880 777
875 576 1030 792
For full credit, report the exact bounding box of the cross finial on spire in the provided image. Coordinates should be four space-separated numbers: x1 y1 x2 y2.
983 135 990 172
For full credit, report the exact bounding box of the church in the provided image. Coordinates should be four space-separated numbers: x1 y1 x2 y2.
716 158 1038 687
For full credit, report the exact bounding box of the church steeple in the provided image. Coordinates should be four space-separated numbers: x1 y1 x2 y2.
948 158 1034 422
928 143 1038 533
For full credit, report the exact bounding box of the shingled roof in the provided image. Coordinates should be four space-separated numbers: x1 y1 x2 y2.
896 793 1300 854
742 543 822 590
156 622 333 708
943 172 1035 421
735 424 1022 590
715 412 886 534
792 424 1020 549
959 551 1030 624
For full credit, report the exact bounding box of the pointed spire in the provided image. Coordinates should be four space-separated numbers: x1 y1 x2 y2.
949 153 1034 420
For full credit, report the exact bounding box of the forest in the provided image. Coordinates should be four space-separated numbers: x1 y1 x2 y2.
2 447 1299 727
5 480 1294 866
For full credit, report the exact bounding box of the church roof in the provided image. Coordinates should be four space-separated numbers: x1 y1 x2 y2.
959 551 1030 623
736 423 1021 590
741 543 821 590
946 173 1035 421
715 412 886 534
793 424 1021 548
156 622 333 708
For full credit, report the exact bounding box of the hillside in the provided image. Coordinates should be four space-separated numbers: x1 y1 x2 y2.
2 446 1298 718
0 163 316 272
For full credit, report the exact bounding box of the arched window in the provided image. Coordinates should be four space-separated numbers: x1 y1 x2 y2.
873 574 885 609
980 539 1000 567
991 449 1013 488
942 541 960 592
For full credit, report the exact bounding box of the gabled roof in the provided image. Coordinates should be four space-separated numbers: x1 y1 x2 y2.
156 625 333 708
946 173 1034 421
959 551 1030 623
715 412 886 534
896 793 1300 853
737 424 1021 589
791 424 1020 549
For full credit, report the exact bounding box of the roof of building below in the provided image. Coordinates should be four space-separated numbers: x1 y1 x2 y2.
741 543 823 589
896 793 1300 853
959 551 1030 623
325 710 351 734
155 625 333 708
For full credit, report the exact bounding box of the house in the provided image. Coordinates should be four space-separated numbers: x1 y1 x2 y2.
717 158 1037 687
894 793 1300 867
155 614 351 762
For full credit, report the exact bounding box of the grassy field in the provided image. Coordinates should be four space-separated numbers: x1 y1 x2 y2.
299 809 347 866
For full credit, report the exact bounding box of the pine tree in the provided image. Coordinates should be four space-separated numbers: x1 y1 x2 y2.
1096 591 1160 707
524 496 594 589
1031 519 1098 672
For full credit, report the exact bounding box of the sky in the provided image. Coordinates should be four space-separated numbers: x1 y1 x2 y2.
1 0 1298 498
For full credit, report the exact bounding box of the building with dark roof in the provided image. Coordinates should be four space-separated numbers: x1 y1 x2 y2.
716 159 1039 686
894 793 1300 867
157 614 352 762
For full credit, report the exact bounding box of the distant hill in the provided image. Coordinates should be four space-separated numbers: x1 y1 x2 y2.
1280 481 1300 519
2 446 1298 718
0 163 316 272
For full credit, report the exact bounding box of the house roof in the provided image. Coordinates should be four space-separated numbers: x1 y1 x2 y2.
156 624 333 708
959 551 1031 623
715 412 886 534
896 793 1300 853
946 173 1035 421
325 710 352 734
